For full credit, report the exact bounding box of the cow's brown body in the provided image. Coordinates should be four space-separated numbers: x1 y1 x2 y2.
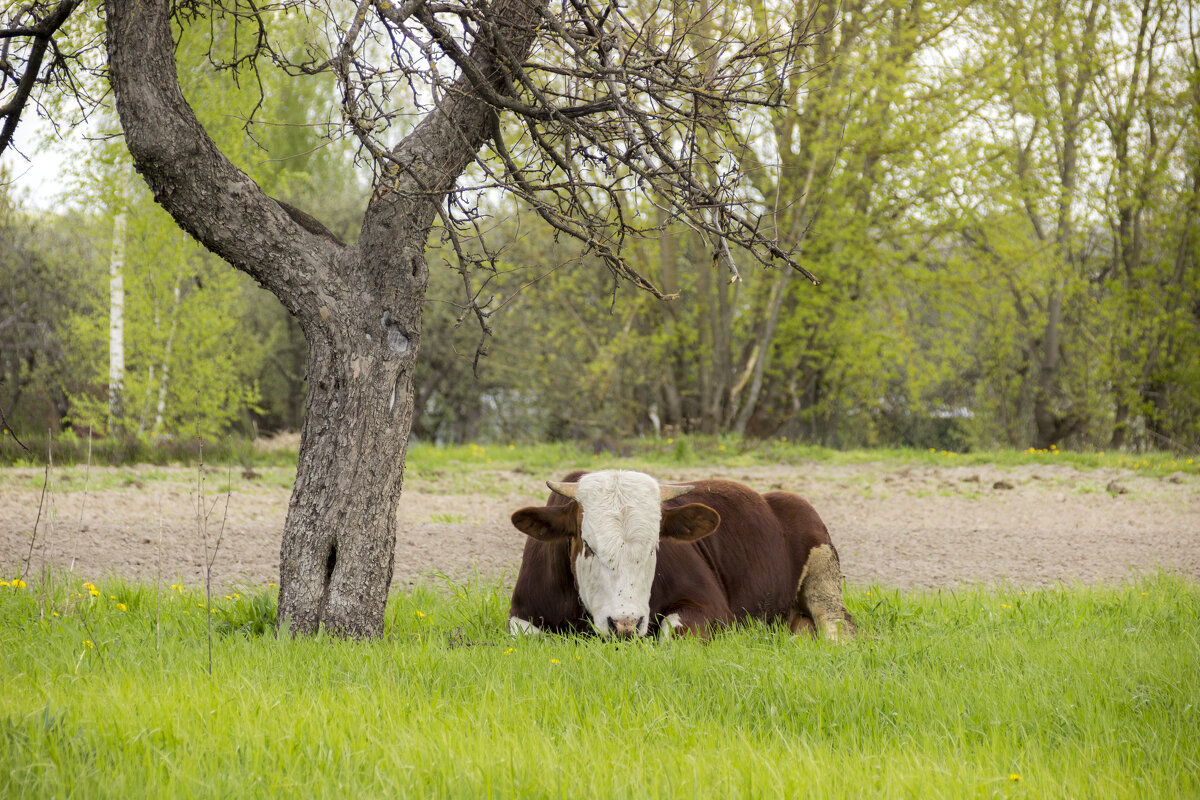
509 471 855 638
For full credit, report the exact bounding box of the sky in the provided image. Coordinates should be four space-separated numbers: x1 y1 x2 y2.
2 113 77 210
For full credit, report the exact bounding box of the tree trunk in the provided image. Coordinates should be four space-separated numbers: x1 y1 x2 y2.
108 163 129 430
277 286 423 636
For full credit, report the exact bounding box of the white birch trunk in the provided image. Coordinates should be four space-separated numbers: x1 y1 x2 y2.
108 166 129 428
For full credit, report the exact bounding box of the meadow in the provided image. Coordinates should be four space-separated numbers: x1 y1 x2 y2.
2 572 1197 798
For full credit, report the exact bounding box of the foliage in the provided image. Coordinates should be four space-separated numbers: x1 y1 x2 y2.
3 0 1199 455
1 572 1197 797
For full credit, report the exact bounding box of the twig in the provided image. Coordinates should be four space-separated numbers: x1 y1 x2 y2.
156 492 163 655
71 425 92 572
22 433 51 582
0 401 29 451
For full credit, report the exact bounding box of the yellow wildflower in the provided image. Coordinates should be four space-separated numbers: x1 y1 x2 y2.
51 611 59 617
115 603 127 612
0 580 9 588
83 640 94 649
550 659 561 665
416 611 426 618
12 578 26 589
1008 774 1022 782
504 647 515 654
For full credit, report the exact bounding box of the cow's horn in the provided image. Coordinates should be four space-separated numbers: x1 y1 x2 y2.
659 484 694 501
547 480 579 499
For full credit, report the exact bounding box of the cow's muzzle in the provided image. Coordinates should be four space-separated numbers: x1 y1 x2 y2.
608 616 644 638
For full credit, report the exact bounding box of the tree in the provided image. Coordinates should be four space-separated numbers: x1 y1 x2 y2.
102 0 814 636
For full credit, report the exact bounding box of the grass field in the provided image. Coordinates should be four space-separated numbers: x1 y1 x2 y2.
3 432 1197 478
2 573 1197 798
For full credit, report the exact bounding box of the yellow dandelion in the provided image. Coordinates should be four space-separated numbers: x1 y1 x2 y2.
183 610 191 615
416 611 426 618
12 578 26 589
115 603 127 611
1008 774 1022 782
109 595 117 600
225 595 233 600
1187 459 1193 465
83 640 94 649
929 448 936 453
667 438 674 444
719 445 726 451
550 659 561 665
51 611 59 617
508 444 515 450
233 593 240 599
0 580 9 588
1001 604 1012 609
504 647 515 654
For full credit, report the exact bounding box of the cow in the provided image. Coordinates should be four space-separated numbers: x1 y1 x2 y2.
508 469 856 641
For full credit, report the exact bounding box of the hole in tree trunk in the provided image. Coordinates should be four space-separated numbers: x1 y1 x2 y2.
325 540 338 586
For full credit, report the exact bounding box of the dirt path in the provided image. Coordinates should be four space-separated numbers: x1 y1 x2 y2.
2 462 1197 591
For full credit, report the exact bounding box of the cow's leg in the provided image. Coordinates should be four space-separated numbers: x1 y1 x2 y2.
508 617 542 636
656 608 712 640
796 544 856 642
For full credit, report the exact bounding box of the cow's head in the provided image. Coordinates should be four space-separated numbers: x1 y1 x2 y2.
511 470 721 638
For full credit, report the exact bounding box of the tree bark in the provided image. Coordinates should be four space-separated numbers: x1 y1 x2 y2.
106 0 540 636
107 163 128 430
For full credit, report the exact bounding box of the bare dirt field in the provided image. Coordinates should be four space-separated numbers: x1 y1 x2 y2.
2 461 1198 592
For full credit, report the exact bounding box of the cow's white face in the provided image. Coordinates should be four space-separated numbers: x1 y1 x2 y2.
511 470 721 639
570 471 662 637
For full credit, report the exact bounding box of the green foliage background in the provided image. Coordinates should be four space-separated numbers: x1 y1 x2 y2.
2 0 1198 453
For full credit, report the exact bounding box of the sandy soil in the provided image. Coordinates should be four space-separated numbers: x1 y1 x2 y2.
2 462 1198 592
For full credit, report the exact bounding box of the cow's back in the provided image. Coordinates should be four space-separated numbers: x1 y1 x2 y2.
659 480 802 623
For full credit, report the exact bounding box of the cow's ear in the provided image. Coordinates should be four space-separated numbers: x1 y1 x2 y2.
511 503 580 541
661 503 720 542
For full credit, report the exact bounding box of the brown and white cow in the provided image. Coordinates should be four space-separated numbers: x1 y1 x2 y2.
508 469 855 640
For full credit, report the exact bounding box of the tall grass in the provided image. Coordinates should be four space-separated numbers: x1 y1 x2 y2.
4 433 1196 477
2 573 1197 798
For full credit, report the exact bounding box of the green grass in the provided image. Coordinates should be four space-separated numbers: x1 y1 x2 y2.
2 573 1197 798
4 433 1197 479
